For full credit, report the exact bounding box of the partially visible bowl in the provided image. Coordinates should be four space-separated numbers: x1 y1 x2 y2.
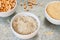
11 12 40 39
45 1 60 25
0 0 17 17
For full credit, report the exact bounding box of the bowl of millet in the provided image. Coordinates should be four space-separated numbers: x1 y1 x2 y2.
11 12 40 39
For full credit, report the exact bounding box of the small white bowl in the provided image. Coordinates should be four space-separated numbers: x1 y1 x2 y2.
45 1 60 25
11 12 40 39
0 0 17 17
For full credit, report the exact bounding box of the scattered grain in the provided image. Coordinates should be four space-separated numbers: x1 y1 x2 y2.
44 31 53 36
40 2 44 6
20 0 37 11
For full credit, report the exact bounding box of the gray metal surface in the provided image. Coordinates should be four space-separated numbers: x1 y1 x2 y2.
0 0 60 40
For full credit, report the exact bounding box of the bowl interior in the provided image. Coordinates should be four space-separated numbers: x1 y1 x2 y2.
45 1 60 21
0 0 17 13
11 12 40 35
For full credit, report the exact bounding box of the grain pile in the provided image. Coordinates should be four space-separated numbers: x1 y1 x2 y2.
12 15 37 35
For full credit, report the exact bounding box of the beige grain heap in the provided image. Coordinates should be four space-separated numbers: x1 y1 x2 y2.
12 15 37 35
46 2 60 20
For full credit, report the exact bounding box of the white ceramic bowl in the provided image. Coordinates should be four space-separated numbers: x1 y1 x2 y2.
45 1 60 25
0 0 17 17
11 12 40 39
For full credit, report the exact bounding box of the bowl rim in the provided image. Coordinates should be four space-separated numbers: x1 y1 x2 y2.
45 1 60 21
10 12 40 36
0 0 17 13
